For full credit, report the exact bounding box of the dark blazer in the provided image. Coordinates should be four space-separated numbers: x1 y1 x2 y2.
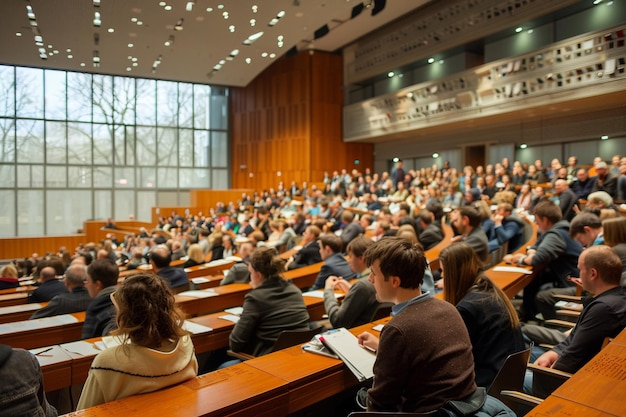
221 262 250 285
30 286 93 319
557 188 579 221
419 224 443 250
311 253 357 290
341 222 365 246
157 267 189 290
462 227 489 263
288 241 322 270
28 279 68 303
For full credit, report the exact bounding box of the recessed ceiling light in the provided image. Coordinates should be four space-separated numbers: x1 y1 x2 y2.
206 7 213 12
243 31 264 45
136 20 143 26
165 5 172 10
251 5 257 12
186 1 195 12
174 18 184 30
159 1 166 6
528 29 534 34
520 144 528 149
432 153 439 159
16 32 22 37
132 62 138 67
131 57 138 62
250 19 256 26
66 48 71 52
131 17 138 23
515 27 523 33
67 54 73 59
427 57 434 64
261 52 268 57
245 57 251 64
223 11 229 19
218 4 225 9
269 53 276 58
80 62 86 67
127 67 132 71
439 60 444 64
53 50 59 54
128 43 134 47
229 25 235 32
387 71 394 77
601 135 609 140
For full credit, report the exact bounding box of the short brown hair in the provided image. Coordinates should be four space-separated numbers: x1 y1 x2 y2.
533 200 562 224
363 236 426 289
319 234 343 254
582 245 622 285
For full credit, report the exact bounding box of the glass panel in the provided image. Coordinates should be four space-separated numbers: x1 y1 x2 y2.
45 121 67 164
179 128 193 167
0 165 15 187
46 190 92 235
210 94 228 130
68 166 92 188
17 190 44 236
114 166 134 188
95 190 112 220
16 120 44 163
156 80 178 126
156 127 177 166
46 166 67 188
0 190 15 237
180 168 210 188
212 169 229 189
136 126 156 165
17 165 31 188
93 123 113 164
0 118 15 163
178 83 193 127
211 131 228 167
136 191 156 222
31 165 44 188
194 130 209 167
67 72 92 122
113 76 136 124
135 79 156 125
45 70 67 120
114 190 135 220
193 84 210 129
0 66 15 117
93 166 113 188
93 74 114 123
16 67 43 118
157 167 178 188
67 122 92 164
113 124 136 166
139 167 156 188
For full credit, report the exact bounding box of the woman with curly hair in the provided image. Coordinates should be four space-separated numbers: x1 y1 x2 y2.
77 273 198 409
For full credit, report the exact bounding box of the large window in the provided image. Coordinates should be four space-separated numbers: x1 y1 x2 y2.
0 65 229 237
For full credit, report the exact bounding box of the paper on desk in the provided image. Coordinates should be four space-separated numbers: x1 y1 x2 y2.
30 346 54 356
493 266 533 274
0 314 78 335
183 320 213 334
372 324 385 332
219 314 241 323
302 290 340 299
0 303 42 314
191 277 210 284
61 341 101 356
224 306 244 315
178 289 218 298
100 335 127 349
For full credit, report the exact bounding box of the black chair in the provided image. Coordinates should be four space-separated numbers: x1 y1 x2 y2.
487 347 531 404
228 325 324 361
370 304 392 322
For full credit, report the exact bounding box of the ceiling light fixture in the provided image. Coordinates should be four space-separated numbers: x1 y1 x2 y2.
515 27 523 33
174 18 184 31
243 31 264 45
268 10 286 27
164 35 175 46
93 11 101 27
93 0 100 6
92 50 100 67
186 1 195 12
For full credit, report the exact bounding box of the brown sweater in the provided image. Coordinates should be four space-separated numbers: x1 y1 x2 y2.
367 296 476 412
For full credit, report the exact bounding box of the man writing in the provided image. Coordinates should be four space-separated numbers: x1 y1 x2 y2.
357 237 513 414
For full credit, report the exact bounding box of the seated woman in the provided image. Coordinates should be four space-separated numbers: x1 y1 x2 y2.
0 264 19 290
183 243 204 268
228 246 310 359
440 243 525 388
77 273 198 410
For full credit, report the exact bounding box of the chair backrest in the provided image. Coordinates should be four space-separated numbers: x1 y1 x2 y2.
487 347 531 403
271 325 325 352
370 304 392 322
348 411 438 417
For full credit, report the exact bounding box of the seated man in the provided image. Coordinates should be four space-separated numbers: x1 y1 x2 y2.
286 225 322 270
417 209 443 250
221 242 254 285
527 246 626 389
82 259 118 339
340 210 365 249
310 235 356 290
28 266 68 303
450 206 489 262
323 237 388 329
150 245 189 292
357 237 513 415
489 203 525 253
30 264 92 319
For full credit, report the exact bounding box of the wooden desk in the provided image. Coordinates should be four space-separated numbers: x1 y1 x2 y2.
0 302 45 323
424 221 454 271
34 345 74 392
484 263 535 298
0 285 35 295
0 292 29 307
64 363 291 417
283 261 323 289
176 284 251 316
0 312 85 349
185 260 236 279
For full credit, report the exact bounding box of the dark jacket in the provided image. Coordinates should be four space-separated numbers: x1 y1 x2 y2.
0 345 58 417
288 241 322 270
28 279 69 303
311 253 357 290
30 286 93 319
419 224 443 251
157 266 189 290
81 286 117 339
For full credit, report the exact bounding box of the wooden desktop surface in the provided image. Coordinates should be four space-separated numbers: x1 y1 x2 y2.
0 312 85 349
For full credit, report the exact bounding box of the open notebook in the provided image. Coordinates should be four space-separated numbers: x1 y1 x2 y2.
316 327 376 382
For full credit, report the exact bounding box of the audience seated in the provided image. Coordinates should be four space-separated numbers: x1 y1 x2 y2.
151 245 189 291
30 264 92 319
183 243 204 269
310 235 357 290
449 206 489 263
81 259 119 339
221 242 254 285
489 203 525 253
0 264 19 290
28 266 68 303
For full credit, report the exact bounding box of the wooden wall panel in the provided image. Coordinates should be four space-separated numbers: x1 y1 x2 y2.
231 51 373 191
189 189 255 210
0 235 86 260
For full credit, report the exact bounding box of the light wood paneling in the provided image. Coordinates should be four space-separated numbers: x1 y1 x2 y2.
0 235 86 260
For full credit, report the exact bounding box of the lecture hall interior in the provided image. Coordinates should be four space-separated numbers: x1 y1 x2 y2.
0 0 625 416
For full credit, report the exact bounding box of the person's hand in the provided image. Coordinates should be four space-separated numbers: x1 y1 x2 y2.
436 279 444 289
535 350 559 368
503 254 523 264
325 275 339 290
357 332 379 352
334 278 352 293
450 235 463 243
567 276 583 288
493 214 504 227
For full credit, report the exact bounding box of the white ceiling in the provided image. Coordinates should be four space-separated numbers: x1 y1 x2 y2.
0 0 430 87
